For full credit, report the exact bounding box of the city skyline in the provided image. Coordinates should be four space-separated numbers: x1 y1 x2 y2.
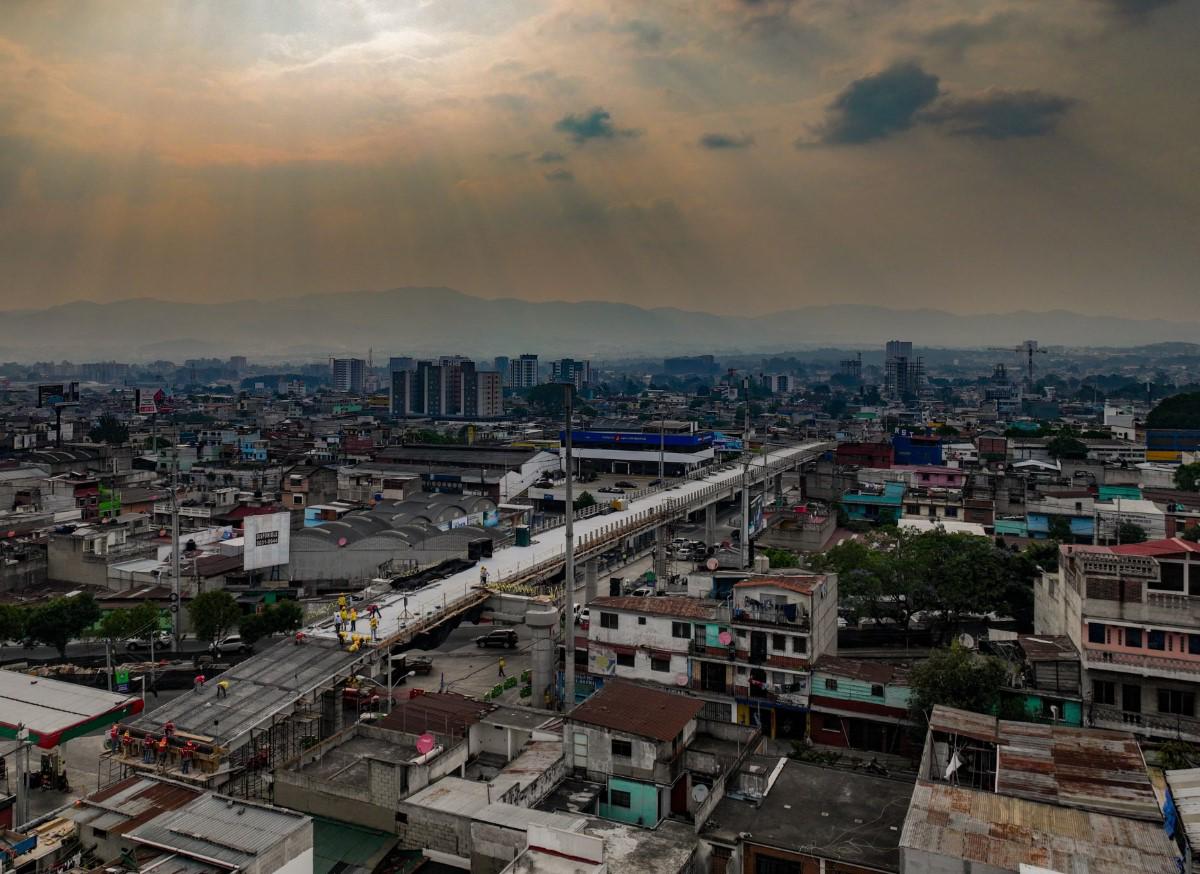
1 0 1197 318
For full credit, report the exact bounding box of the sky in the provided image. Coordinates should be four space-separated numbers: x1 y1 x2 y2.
0 0 1197 317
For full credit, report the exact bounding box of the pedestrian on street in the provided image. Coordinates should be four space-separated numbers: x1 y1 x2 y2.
498 657 506 678
216 679 230 699
181 740 195 774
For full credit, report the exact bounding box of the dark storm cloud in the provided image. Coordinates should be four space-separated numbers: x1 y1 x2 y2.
544 168 575 182
698 132 755 150
921 90 1076 139
554 107 639 143
1093 0 1181 24
811 62 940 145
534 150 566 163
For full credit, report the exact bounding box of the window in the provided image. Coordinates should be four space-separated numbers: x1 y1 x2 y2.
1159 689 1196 717
824 678 838 691
575 648 588 667
1093 680 1116 706
1189 635 1200 656
735 629 746 638
637 617 646 626
651 656 670 672
292 494 304 506
611 739 632 758
1154 562 1186 593
906 504 919 514
772 634 786 651
609 789 632 808
616 652 635 668
671 622 691 639
791 636 807 654
600 613 618 629
1149 630 1166 651
1088 623 1106 645
945 507 958 518
1124 627 1142 648
871 684 885 697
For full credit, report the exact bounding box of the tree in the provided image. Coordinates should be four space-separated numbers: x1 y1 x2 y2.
935 424 960 437
574 491 596 510
908 643 1008 719
527 383 574 414
1147 392 1200 430
237 612 270 646
187 591 242 643
1182 524 1200 543
88 415 129 445
1117 522 1148 544
762 547 800 569
1175 463 1200 492
0 604 27 643
1047 516 1073 542
27 593 101 658
95 602 162 644
1046 435 1087 460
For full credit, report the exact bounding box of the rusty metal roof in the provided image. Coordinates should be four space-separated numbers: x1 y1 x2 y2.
813 655 910 686
1017 635 1079 662
590 596 719 620
928 706 1000 743
567 679 703 742
901 780 1180 874
72 776 203 836
995 720 1159 820
1165 769 1200 848
733 577 824 595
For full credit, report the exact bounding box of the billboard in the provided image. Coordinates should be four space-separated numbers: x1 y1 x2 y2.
243 511 291 571
38 382 79 407
135 389 159 415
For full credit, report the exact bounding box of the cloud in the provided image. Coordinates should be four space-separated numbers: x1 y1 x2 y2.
554 107 639 143
698 132 755 150
909 13 1015 60
485 93 532 112
543 168 575 182
811 62 941 145
921 89 1076 139
1092 0 1180 24
534 150 566 163
617 19 664 49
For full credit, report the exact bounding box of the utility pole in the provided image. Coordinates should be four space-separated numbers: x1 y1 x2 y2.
104 639 113 692
563 383 576 711
658 408 665 482
741 456 751 569
170 444 181 651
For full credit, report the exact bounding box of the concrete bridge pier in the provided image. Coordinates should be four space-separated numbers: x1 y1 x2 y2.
705 503 717 546
653 526 669 584
584 557 599 605
526 602 559 710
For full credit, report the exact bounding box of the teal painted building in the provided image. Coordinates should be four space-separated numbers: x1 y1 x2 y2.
841 481 905 523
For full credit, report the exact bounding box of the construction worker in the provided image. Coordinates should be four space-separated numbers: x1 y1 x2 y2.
216 679 230 699
350 608 358 632
338 594 347 611
157 735 169 767
181 740 195 774
108 723 119 752
480 565 489 586
348 634 361 654
340 607 349 626
121 730 133 758
369 614 379 641
193 673 206 691
498 656 506 678
163 719 175 739
333 612 342 635
142 735 155 764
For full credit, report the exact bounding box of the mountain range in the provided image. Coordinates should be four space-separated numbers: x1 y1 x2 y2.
0 287 1196 362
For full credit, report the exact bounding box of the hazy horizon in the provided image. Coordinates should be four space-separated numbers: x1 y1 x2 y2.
2 1 1197 318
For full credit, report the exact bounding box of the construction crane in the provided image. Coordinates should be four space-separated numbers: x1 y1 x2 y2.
987 340 1046 393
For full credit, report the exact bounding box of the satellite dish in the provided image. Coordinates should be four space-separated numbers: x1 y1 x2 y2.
957 632 976 651
6 531 14 538
718 631 733 646
675 673 689 686
337 537 349 547
691 784 710 803
221 528 234 540
706 558 719 571
416 733 436 755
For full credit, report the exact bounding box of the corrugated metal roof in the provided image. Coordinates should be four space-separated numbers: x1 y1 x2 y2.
568 679 703 742
127 793 310 867
1166 769 1200 848
72 776 204 836
0 668 140 741
929 705 1000 743
901 780 1180 874
590 596 719 620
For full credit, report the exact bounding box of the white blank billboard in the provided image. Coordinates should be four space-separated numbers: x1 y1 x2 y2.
243 511 291 571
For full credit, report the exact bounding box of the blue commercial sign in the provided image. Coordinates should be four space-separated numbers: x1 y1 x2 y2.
562 430 713 448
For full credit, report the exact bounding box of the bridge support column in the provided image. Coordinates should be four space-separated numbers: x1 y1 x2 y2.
774 473 784 501
320 689 342 739
584 558 599 605
654 527 669 585
705 503 717 546
526 603 560 710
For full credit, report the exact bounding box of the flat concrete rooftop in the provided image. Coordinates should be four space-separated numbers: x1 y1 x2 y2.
295 734 419 785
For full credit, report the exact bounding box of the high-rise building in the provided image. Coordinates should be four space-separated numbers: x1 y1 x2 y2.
550 358 591 390
228 355 247 375
884 340 922 399
476 371 503 418
388 356 414 373
392 359 501 419
493 356 510 385
508 354 539 390
331 358 366 393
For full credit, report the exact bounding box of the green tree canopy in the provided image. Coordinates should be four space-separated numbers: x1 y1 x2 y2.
762 547 800 569
0 604 27 643
95 602 163 643
1046 435 1088 460
27 593 101 657
88 415 129 445
574 491 596 510
1047 516 1073 542
908 643 1009 719
1117 522 1148 544
526 383 575 414
1182 524 1200 543
187 591 242 643
1147 392 1200 430
1175 463 1200 492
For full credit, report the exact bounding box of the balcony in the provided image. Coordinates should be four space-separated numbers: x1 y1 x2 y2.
716 604 810 630
1084 647 1200 682
1090 703 1200 743
689 640 737 661
1085 594 1200 628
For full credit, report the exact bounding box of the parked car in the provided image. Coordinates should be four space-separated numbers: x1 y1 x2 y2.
598 486 624 494
574 606 591 628
407 655 434 675
614 480 637 489
475 628 518 648
209 634 253 655
533 479 554 489
630 586 654 597
125 631 174 652
648 479 664 487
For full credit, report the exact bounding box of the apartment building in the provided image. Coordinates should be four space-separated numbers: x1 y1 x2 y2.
392 359 502 419
1036 538 1200 742
508 353 539 389
331 357 365 393
550 357 591 390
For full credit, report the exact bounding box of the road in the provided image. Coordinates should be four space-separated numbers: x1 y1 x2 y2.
0 639 211 665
